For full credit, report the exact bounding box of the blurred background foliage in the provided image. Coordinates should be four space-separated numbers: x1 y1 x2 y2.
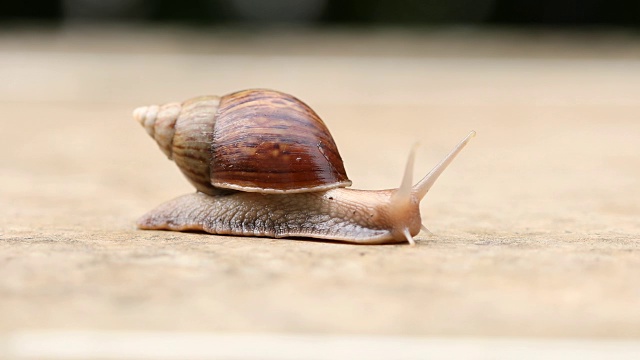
1 0 639 25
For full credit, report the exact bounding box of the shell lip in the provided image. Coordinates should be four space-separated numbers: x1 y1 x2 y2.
211 180 353 194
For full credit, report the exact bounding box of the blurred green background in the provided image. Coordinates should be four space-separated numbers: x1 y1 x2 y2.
2 0 639 25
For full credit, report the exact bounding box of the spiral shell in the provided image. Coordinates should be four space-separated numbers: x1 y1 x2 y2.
134 89 351 195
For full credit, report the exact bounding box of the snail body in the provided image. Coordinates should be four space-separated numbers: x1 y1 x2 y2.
134 89 474 245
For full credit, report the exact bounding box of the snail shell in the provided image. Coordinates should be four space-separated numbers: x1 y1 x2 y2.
134 89 351 195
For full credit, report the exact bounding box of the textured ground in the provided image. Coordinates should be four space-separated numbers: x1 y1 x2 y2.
0 27 639 355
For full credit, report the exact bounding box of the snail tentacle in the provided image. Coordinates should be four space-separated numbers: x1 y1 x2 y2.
413 131 476 200
402 228 416 246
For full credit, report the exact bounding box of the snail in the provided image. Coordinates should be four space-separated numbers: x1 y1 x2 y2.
133 89 474 245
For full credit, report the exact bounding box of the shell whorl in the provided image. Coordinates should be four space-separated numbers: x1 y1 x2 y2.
134 96 224 195
210 89 351 193
134 89 351 195
134 102 181 158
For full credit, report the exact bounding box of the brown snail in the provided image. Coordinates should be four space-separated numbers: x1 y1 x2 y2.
134 89 474 245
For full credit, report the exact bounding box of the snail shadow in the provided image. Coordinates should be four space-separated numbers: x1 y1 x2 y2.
148 228 409 246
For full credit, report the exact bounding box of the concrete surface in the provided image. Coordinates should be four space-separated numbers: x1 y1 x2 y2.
0 28 639 345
